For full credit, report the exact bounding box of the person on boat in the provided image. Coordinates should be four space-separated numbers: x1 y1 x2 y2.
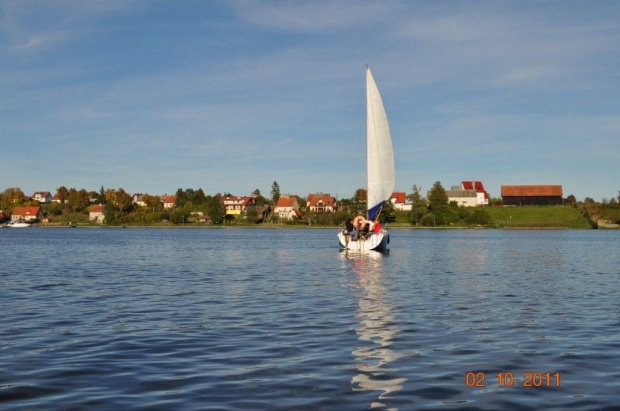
342 218 354 243
345 218 354 233
351 224 359 241
360 222 370 239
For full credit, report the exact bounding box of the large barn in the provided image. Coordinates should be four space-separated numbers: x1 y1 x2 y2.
501 185 563 206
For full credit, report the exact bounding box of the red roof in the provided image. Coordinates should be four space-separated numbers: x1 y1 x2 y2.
161 195 177 204
11 206 41 216
390 192 407 204
307 194 336 207
461 181 487 192
276 196 296 208
90 205 105 213
501 185 563 197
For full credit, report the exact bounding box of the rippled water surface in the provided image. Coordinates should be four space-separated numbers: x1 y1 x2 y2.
1 228 619 410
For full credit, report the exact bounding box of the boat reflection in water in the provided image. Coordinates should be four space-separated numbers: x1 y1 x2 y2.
341 249 407 410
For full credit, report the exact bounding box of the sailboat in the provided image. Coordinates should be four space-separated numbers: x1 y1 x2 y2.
338 66 395 251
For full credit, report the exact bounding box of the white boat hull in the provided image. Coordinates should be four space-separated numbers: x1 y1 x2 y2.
337 229 389 251
8 222 32 228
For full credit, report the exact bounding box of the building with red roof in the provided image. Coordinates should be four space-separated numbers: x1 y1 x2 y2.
274 196 302 220
161 195 177 209
11 206 42 222
389 192 412 211
223 196 255 216
501 185 563 206
89 205 106 223
307 194 337 213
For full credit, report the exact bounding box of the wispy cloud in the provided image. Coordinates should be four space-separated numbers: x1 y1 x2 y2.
231 0 396 32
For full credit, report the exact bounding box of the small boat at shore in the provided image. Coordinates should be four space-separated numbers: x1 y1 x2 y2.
337 66 395 251
7 221 32 228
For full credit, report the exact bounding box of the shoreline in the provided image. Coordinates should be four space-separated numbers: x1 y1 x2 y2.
6 224 604 230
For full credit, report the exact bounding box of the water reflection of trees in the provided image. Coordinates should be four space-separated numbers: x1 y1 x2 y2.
343 250 407 410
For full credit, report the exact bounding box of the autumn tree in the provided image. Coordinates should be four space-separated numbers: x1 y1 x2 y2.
67 188 90 212
0 187 25 210
351 188 367 215
56 186 69 204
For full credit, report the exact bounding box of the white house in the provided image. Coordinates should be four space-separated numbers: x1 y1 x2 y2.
274 196 302 220
32 191 53 203
223 196 255 216
161 195 177 209
445 190 478 207
307 193 337 213
390 192 412 211
89 205 105 223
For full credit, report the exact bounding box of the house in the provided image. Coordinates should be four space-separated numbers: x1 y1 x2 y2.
52 193 64 204
443 181 490 207
460 181 489 206
307 193 337 213
223 196 256 216
161 195 177 209
501 185 563 206
445 189 478 207
32 191 53 203
390 192 412 211
89 205 105 223
274 196 302 220
132 194 147 207
11 206 42 222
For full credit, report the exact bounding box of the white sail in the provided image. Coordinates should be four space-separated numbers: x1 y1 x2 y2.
366 67 395 221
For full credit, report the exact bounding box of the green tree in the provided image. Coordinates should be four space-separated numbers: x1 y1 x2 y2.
471 208 492 225
566 194 577 206
407 184 423 204
245 206 259 223
98 186 106 204
379 198 396 223
584 197 596 204
192 188 207 205
271 181 281 205
206 195 225 224
175 188 188 207
428 181 448 210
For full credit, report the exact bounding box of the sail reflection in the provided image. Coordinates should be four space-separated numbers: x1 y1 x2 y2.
342 250 407 409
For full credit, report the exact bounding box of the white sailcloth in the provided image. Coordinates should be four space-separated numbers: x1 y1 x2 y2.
366 68 395 221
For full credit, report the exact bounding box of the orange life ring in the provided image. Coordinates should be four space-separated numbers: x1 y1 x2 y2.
353 215 366 228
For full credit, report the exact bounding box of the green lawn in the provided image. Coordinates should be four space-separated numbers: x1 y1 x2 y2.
486 206 591 228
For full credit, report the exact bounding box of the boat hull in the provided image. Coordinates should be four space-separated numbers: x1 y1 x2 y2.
337 230 389 251
8 222 32 228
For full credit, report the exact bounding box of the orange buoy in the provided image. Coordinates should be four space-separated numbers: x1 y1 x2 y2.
353 215 366 229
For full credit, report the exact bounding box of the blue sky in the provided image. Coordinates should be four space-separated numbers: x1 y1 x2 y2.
1 1 618 201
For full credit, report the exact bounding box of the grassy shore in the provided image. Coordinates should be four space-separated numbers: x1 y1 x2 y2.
486 205 591 229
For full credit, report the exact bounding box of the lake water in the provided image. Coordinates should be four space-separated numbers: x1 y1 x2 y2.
1 228 619 410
